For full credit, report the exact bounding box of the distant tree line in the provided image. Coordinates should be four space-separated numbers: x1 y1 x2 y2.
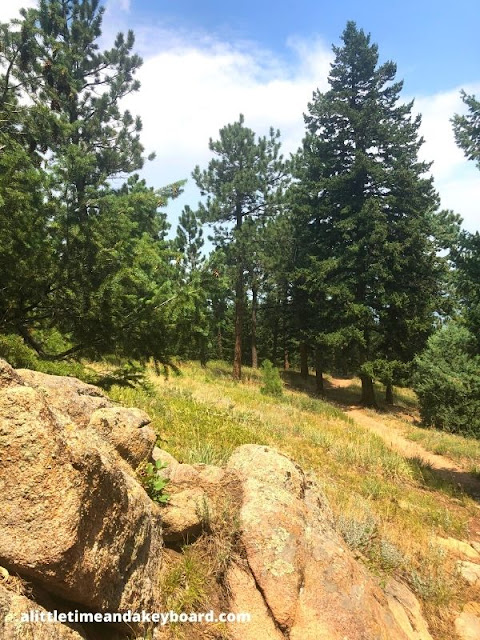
1 3 479 432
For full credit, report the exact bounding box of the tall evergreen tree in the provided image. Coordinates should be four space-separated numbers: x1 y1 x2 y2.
193 115 287 380
452 91 480 169
174 205 205 273
452 91 480 349
293 22 443 405
0 18 54 335
0 0 184 360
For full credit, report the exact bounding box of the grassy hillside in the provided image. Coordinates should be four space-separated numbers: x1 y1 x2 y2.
107 360 480 640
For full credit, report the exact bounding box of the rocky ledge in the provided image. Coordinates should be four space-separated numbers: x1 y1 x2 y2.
0 359 439 639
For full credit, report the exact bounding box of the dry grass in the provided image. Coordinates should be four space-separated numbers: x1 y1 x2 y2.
109 360 480 640
155 479 243 640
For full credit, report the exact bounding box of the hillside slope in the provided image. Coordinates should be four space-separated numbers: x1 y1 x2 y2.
109 361 480 640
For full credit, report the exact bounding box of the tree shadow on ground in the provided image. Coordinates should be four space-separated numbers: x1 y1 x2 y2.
408 456 480 503
281 370 417 417
282 370 480 503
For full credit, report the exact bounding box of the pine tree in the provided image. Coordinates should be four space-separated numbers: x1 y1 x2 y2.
294 22 443 406
1 0 184 360
174 205 205 273
452 91 480 169
193 114 287 379
452 91 480 350
0 19 54 335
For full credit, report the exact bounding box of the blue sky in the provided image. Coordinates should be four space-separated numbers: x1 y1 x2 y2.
2 0 479 232
132 0 479 95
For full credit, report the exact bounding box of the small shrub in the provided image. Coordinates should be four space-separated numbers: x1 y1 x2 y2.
260 359 283 397
138 460 170 504
336 513 378 552
413 323 480 436
0 334 39 369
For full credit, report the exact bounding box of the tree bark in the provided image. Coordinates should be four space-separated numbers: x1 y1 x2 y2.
217 327 223 361
272 314 279 366
360 374 377 407
300 342 309 378
315 349 324 396
385 382 394 404
233 266 244 380
233 203 243 381
282 293 289 370
251 284 258 369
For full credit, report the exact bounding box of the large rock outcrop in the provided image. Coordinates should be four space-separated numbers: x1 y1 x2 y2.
0 360 162 616
0 360 436 640
225 444 431 640
0 584 87 640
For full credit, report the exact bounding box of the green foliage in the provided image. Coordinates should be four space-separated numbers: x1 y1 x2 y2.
193 114 288 378
0 334 40 369
414 323 480 436
291 21 448 405
452 91 480 169
260 359 283 396
138 460 170 504
0 333 98 381
0 1 186 363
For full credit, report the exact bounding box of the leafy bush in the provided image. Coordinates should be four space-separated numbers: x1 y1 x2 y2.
138 460 170 504
413 323 480 436
260 359 283 397
0 334 39 369
0 333 97 382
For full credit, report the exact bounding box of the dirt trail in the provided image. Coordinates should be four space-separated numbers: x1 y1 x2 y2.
344 406 480 505
346 408 464 473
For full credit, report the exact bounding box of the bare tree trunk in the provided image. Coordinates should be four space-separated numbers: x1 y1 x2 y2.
233 204 243 381
217 327 223 360
282 294 289 370
315 349 324 396
199 336 207 368
300 342 309 378
385 382 394 404
360 374 376 407
233 266 243 380
272 314 279 366
251 284 258 369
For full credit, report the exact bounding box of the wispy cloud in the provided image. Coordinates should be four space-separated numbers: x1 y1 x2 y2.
415 85 480 230
124 26 479 231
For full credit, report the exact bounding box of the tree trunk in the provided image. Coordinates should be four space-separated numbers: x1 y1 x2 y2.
300 342 309 378
251 284 258 369
233 204 243 380
282 294 289 370
360 374 376 407
385 382 394 404
272 314 279 366
315 349 324 396
217 327 223 360
199 335 207 368
233 264 244 381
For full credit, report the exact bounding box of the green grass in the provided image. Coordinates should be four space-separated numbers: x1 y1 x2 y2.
404 425 480 473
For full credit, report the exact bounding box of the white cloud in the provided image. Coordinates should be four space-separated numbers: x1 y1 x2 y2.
123 28 479 233
121 34 333 229
1 3 478 232
415 84 480 231
0 0 36 22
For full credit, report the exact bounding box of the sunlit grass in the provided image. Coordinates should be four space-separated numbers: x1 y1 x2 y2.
403 424 480 473
108 360 478 640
